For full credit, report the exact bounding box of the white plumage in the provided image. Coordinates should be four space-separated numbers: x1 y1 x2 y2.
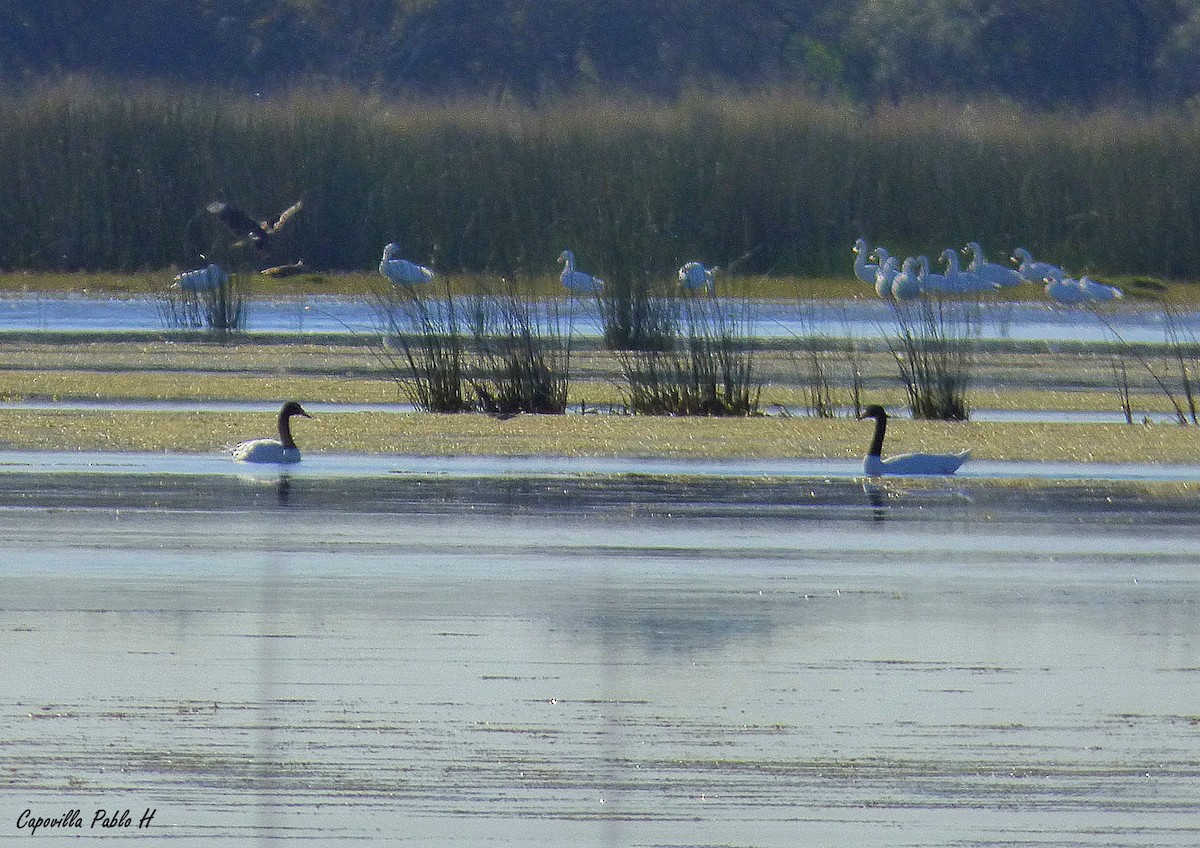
859 405 969 477
678 261 716 295
853 239 878 285
1011 247 1065 284
558 250 604 293
1078 275 1124 301
964 242 1022 288
1044 275 1123 304
173 263 229 292
231 401 311 464
873 252 899 298
890 257 922 300
379 242 435 286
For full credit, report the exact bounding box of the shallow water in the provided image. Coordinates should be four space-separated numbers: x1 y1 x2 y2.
1 464 1198 847
2 293 1196 344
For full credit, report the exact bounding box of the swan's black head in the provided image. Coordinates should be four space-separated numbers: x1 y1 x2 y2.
280 401 311 419
858 404 888 421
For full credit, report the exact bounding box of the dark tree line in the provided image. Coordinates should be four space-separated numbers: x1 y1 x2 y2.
5 1 1200 105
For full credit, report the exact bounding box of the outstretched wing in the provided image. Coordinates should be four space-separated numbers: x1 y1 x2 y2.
265 199 304 234
207 201 269 250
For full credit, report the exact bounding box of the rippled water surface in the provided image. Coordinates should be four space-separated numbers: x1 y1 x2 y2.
2 466 1198 847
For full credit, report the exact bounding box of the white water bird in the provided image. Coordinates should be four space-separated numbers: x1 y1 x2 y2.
890 257 922 300
173 263 228 292
379 242 435 286
874 253 899 298
916 255 951 294
853 239 878 285
558 250 604 293
679 261 717 295
230 401 311 464
1078 275 1124 301
964 242 1022 288
938 249 997 294
859 405 970 476
1044 275 1092 304
1011 247 1065 284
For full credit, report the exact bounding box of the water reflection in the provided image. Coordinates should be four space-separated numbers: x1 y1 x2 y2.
2 471 1199 846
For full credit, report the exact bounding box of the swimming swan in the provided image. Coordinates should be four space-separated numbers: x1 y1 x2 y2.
859 405 969 476
558 250 604 293
231 401 311 464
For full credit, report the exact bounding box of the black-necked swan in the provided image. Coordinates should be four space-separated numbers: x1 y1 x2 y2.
379 242 435 285
964 242 1022 288
207 199 303 255
678 261 716 295
231 401 311 464
859 405 969 476
558 250 604 293
1011 247 1065 284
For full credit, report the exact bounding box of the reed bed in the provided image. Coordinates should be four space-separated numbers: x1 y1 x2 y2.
5 82 1200 280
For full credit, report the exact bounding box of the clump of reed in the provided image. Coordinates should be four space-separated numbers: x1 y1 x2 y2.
886 296 976 421
467 282 571 416
620 295 762 415
791 301 865 418
1097 302 1199 425
7 81 1200 281
371 284 472 413
371 277 573 415
158 273 246 337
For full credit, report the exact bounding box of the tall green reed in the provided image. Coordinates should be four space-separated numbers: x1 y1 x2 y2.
4 82 1200 279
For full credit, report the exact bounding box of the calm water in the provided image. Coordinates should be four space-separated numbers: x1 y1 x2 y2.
1 465 1198 847
2 293 1196 344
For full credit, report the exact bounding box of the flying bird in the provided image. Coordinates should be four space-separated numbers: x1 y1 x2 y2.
206 199 303 255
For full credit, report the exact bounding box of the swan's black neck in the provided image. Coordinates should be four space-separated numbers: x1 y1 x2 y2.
867 414 886 459
278 409 298 449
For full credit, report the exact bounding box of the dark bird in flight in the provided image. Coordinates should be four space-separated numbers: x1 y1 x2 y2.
206 199 303 255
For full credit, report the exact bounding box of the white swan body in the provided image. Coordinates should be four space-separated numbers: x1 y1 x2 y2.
936 249 995 294
380 242 435 286
1078 275 1124 301
853 239 878 285
678 261 716 295
874 254 898 298
1011 247 1065 284
173 263 229 292
916 255 951 294
231 401 311 464
558 250 604 293
860 405 969 476
891 257 922 300
965 242 1022 288
1044 276 1090 303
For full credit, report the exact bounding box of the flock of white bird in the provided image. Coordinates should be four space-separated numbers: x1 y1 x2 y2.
379 243 717 297
853 239 1124 304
